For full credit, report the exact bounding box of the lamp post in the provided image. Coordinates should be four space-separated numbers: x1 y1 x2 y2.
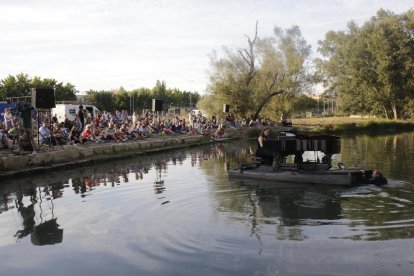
188 80 193 108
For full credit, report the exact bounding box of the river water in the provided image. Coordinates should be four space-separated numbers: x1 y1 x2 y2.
0 132 413 275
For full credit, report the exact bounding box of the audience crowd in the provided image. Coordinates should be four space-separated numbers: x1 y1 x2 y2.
1 104 287 153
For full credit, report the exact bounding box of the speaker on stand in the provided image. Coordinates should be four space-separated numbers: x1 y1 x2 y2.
223 104 230 113
152 99 163 112
152 99 163 124
31 88 56 149
31 88 56 109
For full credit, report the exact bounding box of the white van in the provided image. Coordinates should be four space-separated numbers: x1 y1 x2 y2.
51 104 100 122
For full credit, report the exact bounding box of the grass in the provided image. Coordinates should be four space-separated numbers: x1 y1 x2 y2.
292 117 414 134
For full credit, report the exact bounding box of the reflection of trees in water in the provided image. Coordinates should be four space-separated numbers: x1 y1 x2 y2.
337 133 414 240
198 141 344 241
0 193 11 214
219 135 414 241
341 132 414 179
340 186 414 240
245 185 342 241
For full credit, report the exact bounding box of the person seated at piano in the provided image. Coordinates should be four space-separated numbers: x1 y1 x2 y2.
294 151 304 163
255 127 274 164
322 153 332 165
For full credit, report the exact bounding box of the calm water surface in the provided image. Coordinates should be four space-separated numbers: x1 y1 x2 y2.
0 132 414 275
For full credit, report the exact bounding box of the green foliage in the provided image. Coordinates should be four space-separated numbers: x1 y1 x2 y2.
309 119 414 134
206 23 312 120
84 81 200 113
0 73 77 101
317 9 414 119
84 90 115 112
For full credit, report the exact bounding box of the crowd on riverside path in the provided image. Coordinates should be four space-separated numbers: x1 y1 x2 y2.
0 104 287 155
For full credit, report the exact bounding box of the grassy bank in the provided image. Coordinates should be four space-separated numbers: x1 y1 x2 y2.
292 117 414 134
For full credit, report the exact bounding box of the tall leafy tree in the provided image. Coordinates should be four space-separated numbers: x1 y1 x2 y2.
317 9 414 119
84 90 116 112
0 73 77 102
204 22 312 120
0 73 32 99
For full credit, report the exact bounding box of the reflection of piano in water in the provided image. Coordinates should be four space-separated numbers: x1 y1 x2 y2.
238 180 342 240
238 179 342 221
257 187 342 225
14 186 63 246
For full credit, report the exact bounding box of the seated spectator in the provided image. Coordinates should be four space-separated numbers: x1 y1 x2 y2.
0 128 11 149
188 126 198 136
70 125 82 144
53 123 68 145
281 118 292 127
102 123 118 142
39 123 53 145
129 124 144 140
116 124 129 142
93 125 104 142
81 124 95 143
213 124 225 138
7 124 19 141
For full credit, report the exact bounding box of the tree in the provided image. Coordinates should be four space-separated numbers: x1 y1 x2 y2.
316 9 414 119
205 22 312 120
84 90 115 112
0 73 32 99
0 73 77 102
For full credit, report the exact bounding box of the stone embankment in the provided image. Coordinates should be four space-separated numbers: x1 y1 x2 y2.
0 135 214 177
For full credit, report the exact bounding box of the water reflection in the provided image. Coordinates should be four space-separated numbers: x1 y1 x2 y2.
210 136 414 241
13 185 64 245
226 179 344 241
0 133 413 250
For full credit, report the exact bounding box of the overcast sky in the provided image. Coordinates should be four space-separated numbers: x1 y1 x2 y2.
0 0 413 94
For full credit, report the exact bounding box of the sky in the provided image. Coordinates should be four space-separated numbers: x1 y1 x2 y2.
0 0 413 94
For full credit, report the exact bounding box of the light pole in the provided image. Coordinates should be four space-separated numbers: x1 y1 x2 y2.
188 80 193 108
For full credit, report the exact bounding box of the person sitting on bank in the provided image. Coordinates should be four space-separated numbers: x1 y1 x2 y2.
281 115 292 127
213 124 225 138
81 124 95 143
39 123 53 145
102 123 118 142
52 123 68 145
0 127 11 149
69 125 82 144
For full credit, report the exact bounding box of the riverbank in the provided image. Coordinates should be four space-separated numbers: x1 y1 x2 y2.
292 117 414 134
1 118 413 178
0 134 216 178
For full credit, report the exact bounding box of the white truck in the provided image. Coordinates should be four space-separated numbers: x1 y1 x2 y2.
51 104 100 122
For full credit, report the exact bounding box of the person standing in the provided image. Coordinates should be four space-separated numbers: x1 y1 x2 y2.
4 108 14 131
77 105 85 132
17 103 37 154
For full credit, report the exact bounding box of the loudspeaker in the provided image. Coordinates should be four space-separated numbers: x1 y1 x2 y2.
32 88 56 109
223 104 230 113
152 99 163 112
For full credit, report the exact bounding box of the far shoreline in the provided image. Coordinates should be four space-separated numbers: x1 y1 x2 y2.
1 117 413 178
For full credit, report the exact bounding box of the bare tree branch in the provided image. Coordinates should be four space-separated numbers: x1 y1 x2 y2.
238 21 259 86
